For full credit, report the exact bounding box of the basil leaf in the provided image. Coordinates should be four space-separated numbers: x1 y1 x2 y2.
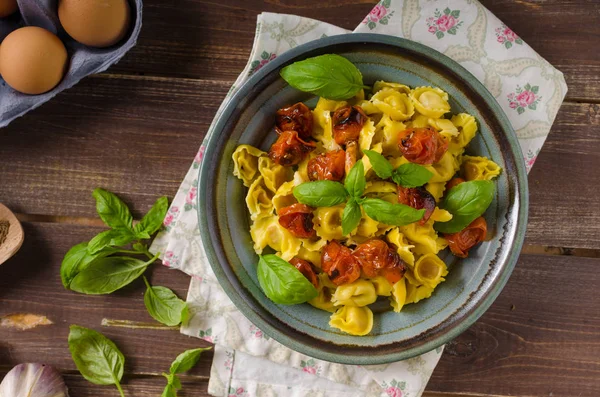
60 242 117 288
169 347 212 374
257 255 318 305
362 198 425 226
68 325 125 396
143 276 189 326
161 383 177 397
392 163 434 188
88 229 136 254
435 180 495 234
280 54 366 100
342 199 362 236
134 196 169 238
70 256 153 295
344 160 366 198
363 150 393 179
93 188 134 231
293 181 348 207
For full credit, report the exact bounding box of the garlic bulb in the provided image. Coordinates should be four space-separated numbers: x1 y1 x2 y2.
0 363 68 397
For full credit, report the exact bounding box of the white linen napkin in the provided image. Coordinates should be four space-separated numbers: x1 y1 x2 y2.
151 2 567 396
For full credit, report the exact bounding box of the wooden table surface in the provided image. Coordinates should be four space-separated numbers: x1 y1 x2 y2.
1 1 599 396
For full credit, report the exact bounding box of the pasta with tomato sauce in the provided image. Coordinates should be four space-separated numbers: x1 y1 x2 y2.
231 80 501 336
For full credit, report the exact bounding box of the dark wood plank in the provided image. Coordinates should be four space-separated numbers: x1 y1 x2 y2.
106 0 600 101
1 77 599 248
429 254 600 397
0 222 213 376
1 222 599 397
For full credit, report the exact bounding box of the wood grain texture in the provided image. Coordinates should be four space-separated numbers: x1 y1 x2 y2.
105 0 600 101
1 223 599 396
1 77 599 248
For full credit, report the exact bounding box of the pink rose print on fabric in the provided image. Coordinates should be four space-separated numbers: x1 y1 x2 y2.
249 51 277 76
495 23 523 49
249 324 270 340
382 380 406 397
227 386 248 397
427 8 463 39
184 182 199 211
507 84 541 115
162 206 179 232
525 148 540 172
162 250 181 268
193 146 205 169
300 358 321 376
362 0 394 30
199 328 217 344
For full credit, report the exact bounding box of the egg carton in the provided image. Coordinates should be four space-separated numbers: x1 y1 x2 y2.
0 0 142 128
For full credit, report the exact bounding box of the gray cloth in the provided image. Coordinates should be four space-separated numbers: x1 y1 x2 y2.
0 0 142 128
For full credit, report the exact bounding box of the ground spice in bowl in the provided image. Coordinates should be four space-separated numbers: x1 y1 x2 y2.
0 220 10 247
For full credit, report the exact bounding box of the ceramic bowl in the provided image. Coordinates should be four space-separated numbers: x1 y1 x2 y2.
198 34 528 364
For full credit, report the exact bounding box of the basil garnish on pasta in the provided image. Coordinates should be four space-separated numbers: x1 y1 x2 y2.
342 198 362 235
362 199 425 227
434 180 495 234
257 255 319 305
293 180 348 207
280 54 368 100
363 150 433 188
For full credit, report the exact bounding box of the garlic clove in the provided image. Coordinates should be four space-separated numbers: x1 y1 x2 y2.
0 363 68 397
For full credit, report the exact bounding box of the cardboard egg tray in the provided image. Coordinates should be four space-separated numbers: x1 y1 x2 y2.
0 0 142 128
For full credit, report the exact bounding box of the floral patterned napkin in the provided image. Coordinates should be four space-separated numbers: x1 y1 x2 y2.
151 2 567 396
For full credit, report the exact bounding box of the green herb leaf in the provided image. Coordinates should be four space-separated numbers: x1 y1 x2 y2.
344 160 366 198
68 325 126 397
143 276 189 326
93 188 134 231
342 199 362 236
362 198 425 226
60 242 117 288
435 180 495 234
363 150 393 179
392 163 434 188
280 54 366 100
161 383 177 397
70 256 155 295
293 181 348 207
169 347 212 374
88 229 136 254
257 255 318 305
134 196 169 239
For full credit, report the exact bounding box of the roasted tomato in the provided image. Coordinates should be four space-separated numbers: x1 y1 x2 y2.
444 217 487 258
289 257 319 288
269 130 315 166
446 177 465 191
307 149 345 181
332 105 367 145
397 186 436 225
352 239 406 283
278 203 316 239
321 240 361 285
276 102 313 139
398 127 448 165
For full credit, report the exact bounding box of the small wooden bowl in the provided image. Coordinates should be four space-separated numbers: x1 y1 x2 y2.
0 203 24 265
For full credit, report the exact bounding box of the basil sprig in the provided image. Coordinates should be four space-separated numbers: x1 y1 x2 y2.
161 347 212 397
257 255 318 305
68 325 126 397
293 160 426 234
363 150 433 188
434 180 495 234
280 54 368 100
143 276 189 326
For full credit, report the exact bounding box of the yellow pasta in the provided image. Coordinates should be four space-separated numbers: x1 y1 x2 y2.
332 279 377 307
232 77 499 337
461 155 502 181
329 306 373 336
232 144 266 186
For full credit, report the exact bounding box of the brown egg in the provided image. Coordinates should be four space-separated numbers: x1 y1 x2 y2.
0 27 68 95
0 0 18 18
58 0 131 48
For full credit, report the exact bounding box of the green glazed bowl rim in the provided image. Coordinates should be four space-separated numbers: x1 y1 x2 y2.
198 33 529 364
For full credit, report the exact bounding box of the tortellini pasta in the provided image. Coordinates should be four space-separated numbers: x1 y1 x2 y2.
232 79 497 337
329 306 374 336
461 155 502 181
332 279 377 307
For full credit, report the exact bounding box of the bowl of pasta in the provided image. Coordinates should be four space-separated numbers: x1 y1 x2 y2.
198 34 528 364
